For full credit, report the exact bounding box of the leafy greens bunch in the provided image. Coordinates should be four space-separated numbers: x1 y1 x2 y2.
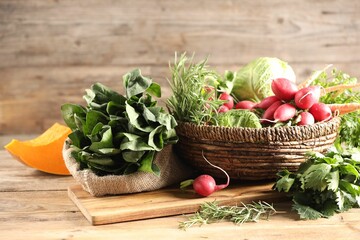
312 68 360 147
61 69 178 176
273 148 360 220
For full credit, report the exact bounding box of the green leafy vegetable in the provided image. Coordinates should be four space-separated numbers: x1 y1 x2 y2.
215 109 262 128
312 68 360 147
61 69 178 176
273 147 360 220
232 57 296 102
179 201 276 230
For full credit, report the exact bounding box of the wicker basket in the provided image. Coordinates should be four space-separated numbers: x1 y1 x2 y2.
174 117 341 180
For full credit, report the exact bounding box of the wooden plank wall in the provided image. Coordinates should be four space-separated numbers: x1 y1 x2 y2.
0 0 359 135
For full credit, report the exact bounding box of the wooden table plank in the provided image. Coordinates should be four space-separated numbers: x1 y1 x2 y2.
0 150 74 191
1 149 360 239
68 182 287 225
0 200 359 240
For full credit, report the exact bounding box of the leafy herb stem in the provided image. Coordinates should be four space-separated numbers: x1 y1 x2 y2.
167 52 222 125
179 201 276 230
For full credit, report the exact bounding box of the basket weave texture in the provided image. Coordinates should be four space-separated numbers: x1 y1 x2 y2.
175 117 341 180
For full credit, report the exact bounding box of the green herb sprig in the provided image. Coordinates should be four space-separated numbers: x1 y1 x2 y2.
167 53 222 125
179 201 276 230
273 147 360 220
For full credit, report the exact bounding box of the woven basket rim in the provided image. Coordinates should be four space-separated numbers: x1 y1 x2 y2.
175 116 341 143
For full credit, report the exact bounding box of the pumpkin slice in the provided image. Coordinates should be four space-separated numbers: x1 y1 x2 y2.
4 123 72 175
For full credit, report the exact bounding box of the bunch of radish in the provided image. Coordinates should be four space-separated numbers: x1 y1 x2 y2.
237 78 333 126
215 77 360 126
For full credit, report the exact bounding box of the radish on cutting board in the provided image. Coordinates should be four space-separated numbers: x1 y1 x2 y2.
180 153 230 197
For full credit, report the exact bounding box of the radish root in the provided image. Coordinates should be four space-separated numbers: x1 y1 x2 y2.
202 151 230 190
260 118 278 123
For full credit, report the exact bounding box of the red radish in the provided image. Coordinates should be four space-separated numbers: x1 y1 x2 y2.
182 153 230 197
294 86 321 109
273 103 297 122
218 105 230 113
261 101 282 123
297 112 315 126
235 100 256 110
193 175 223 197
309 103 332 122
271 78 298 101
219 92 234 109
254 96 280 109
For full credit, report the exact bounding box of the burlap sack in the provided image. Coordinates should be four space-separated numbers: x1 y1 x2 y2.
63 139 194 197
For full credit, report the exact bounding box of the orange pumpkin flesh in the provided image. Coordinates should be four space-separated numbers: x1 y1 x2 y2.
4 123 72 175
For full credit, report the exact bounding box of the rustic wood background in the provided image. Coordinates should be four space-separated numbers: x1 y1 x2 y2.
0 0 359 135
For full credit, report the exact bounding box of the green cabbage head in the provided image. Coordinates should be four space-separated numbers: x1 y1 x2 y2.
232 57 296 102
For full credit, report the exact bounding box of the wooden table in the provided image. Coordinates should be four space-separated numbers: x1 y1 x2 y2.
1 149 360 240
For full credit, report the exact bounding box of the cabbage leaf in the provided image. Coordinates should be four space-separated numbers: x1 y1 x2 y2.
232 57 296 102
215 109 262 128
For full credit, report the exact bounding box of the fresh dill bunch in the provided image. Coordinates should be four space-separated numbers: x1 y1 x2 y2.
179 201 276 230
167 52 222 125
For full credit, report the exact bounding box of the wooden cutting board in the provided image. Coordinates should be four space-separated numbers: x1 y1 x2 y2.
68 181 287 225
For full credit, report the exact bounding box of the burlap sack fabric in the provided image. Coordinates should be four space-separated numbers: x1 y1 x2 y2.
63 139 194 197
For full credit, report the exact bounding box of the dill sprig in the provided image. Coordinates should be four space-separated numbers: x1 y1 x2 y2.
167 52 222 125
179 201 276 230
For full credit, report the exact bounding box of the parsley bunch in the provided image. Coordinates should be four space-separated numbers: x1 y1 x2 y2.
273 148 360 220
312 68 360 147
